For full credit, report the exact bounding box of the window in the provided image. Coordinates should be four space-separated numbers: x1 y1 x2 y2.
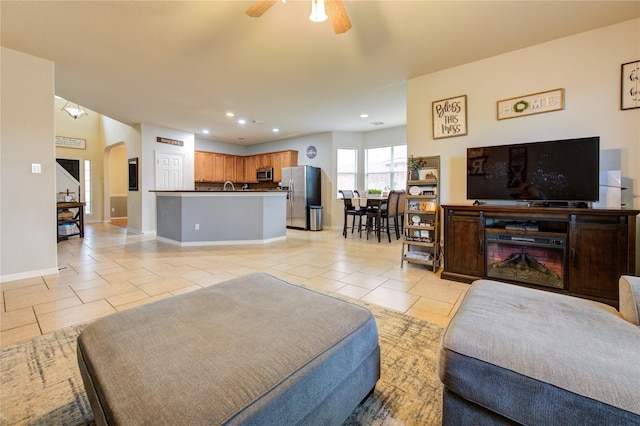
337 148 357 197
365 145 407 191
84 160 92 214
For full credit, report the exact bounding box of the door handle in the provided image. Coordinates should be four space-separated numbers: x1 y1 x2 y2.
571 248 576 266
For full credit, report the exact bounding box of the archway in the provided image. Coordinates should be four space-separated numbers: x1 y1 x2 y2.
103 142 128 227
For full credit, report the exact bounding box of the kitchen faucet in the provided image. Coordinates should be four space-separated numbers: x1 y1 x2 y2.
223 181 235 191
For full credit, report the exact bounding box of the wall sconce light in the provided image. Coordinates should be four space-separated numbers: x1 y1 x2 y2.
62 101 88 119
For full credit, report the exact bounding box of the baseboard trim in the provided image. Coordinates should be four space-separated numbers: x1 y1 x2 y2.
0 266 60 283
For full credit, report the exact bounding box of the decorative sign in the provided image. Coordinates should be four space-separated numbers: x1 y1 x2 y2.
55 136 86 149
621 60 640 110
156 136 184 146
497 88 564 120
306 145 317 159
432 95 467 139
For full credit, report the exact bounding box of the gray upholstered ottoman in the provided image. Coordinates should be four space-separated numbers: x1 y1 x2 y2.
77 273 380 425
438 279 640 425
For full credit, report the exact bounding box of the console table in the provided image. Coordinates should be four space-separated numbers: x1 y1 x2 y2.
57 201 85 242
442 205 639 307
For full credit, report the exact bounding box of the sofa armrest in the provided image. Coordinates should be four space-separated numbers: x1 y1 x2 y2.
619 275 640 325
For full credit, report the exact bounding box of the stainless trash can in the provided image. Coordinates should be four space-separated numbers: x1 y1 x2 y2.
309 206 323 231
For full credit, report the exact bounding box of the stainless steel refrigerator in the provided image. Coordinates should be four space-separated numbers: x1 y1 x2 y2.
281 166 321 230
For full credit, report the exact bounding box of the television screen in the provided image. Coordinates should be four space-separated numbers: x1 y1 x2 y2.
467 137 600 203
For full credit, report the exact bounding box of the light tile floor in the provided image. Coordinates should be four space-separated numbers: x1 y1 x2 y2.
1 223 469 347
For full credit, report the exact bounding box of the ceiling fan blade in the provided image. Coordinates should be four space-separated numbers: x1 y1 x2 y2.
245 1 277 17
325 0 352 34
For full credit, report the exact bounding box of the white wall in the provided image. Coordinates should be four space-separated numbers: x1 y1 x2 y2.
407 19 640 209
101 116 141 230
109 145 128 197
54 98 103 222
1 48 58 281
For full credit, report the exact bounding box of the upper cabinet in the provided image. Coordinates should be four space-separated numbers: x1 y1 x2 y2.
196 150 297 183
273 150 298 182
195 151 213 182
234 156 245 182
244 156 257 183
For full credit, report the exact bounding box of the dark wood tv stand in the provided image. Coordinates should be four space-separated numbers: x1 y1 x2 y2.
442 204 639 307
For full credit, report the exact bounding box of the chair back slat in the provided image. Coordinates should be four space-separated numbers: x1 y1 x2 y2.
339 190 356 210
339 190 355 199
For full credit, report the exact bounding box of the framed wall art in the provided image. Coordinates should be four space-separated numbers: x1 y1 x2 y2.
621 60 640 110
432 95 467 139
497 88 564 120
128 157 139 191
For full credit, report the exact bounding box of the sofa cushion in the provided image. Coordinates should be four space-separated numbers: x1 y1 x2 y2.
438 280 640 424
619 275 640 326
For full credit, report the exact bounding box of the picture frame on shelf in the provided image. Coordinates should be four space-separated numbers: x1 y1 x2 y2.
421 168 438 181
432 95 467 139
621 60 640 110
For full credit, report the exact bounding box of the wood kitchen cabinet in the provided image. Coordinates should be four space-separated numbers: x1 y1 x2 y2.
195 150 297 183
212 153 225 182
194 151 213 182
273 150 298 182
234 156 244 182
223 155 235 182
256 154 273 168
442 205 639 307
244 156 257 183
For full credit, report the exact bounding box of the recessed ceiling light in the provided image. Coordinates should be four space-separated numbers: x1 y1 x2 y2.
202 129 210 134
272 128 279 133
360 114 369 118
237 119 246 125
226 112 235 117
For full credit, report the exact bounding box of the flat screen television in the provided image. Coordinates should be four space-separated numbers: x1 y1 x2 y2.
467 136 600 204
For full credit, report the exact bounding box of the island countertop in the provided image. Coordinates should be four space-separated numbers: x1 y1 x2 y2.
153 190 287 245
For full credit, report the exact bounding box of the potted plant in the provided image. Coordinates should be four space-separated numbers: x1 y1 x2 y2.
408 155 426 180
368 189 382 198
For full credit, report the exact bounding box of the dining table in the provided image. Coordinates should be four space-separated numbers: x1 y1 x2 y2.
351 197 388 240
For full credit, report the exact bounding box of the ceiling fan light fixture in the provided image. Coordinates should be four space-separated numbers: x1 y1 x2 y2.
62 100 88 119
309 0 328 23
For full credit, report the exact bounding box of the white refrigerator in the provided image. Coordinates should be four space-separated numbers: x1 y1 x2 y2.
281 166 321 230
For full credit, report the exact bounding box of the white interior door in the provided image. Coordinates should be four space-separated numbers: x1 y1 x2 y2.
155 152 184 190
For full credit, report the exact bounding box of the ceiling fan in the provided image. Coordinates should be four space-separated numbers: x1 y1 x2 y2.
246 0 352 34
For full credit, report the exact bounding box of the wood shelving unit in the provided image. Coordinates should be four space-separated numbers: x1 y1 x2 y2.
401 156 441 271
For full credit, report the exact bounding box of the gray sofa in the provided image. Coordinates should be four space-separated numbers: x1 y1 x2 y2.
438 275 640 425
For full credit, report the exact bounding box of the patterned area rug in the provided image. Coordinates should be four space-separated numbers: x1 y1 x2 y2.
1 301 444 425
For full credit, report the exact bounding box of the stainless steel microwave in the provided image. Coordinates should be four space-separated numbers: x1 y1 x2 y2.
257 167 273 182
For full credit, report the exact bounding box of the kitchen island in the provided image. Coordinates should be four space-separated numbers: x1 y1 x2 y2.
153 190 287 246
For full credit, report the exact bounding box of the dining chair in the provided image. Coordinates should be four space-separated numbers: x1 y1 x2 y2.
364 192 388 242
339 190 366 238
368 190 404 243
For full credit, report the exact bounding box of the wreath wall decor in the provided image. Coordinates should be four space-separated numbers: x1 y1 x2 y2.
497 89 564 120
